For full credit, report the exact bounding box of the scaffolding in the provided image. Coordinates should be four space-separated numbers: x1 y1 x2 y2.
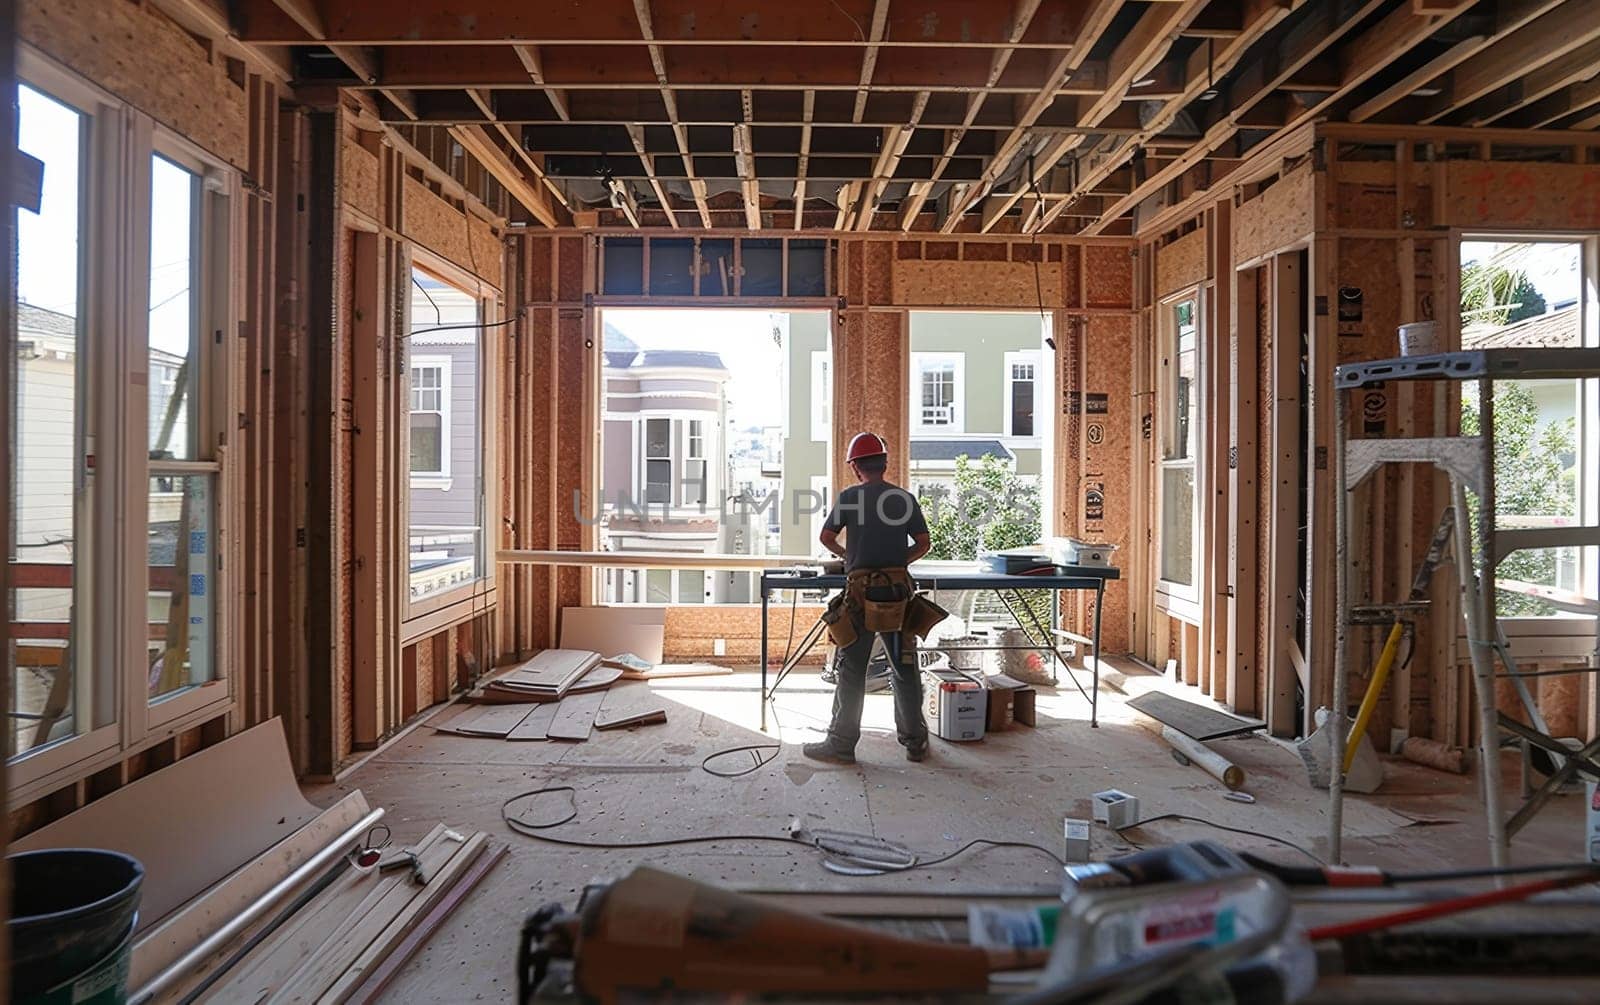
1330 348 1600 866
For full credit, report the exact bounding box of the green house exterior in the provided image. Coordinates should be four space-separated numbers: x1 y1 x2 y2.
779 310 1048 558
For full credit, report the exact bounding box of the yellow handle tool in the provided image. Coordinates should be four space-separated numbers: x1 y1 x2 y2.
1343 620 1405 773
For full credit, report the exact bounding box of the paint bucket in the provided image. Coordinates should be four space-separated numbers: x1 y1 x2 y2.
8 848 143 1004
1398 321 1438 357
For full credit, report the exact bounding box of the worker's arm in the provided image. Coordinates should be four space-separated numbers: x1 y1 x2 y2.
907 532 931 565
819 527 846 560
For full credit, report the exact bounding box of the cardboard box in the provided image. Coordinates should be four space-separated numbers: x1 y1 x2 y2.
977 673 1037 731
922 667 986 742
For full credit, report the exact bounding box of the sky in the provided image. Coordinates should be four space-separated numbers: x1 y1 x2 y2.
603 308 792 429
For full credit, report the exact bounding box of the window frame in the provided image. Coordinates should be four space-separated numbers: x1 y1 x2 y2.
407 355 452 485
9 49 238 806
1453 231 1599 636
1156 288 1203 616
643 415 674 506
912 351 965 433
682 418 708 507
399 254 499 634
1003 349 1041 440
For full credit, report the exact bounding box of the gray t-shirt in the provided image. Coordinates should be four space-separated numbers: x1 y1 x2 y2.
823 480 928 571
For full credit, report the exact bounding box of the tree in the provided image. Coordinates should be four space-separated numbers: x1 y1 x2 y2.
921 454 1041 560
1460 381 1576 617
919 454 1052 639
1461 263 1546 328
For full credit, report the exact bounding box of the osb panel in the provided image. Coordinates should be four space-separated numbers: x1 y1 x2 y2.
1336 239 1403 365
865 241 893 303
1155 228 1208 297
1234 164 1315 264
962 242 1007 262
469 215 502 288
342 142 380 221
1062 245 1082 308
1080 314 1133 653
891 260 1064 307
664 604 828 663
558 237 585 301
402 176 474 278
1442 161 1600 231
415 638 435 709
527 236 555 302
1492 667 1581 739
21 0 249 168
1083 245 1132 309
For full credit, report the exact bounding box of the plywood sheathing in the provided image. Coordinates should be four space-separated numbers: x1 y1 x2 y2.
1155 228 1208 298
20 0 248 169
1084 245 1133 309
343 142 381 221
1234 164 1315 267
891 261 1065 307
1441 161 1600 231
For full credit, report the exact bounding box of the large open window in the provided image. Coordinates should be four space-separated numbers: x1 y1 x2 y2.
908 311 1052 632
1458 237 1597 648
9 53 234 803
406 265 491 614
598 309 829 604
1157 292 1201 614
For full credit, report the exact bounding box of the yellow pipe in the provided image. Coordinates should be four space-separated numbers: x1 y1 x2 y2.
1344 620 1406 773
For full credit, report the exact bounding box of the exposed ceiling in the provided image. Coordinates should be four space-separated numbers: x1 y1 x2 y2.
220 0 1600 233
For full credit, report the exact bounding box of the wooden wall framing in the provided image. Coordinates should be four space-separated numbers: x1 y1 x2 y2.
501 234 1139 659
1135 121 1600 745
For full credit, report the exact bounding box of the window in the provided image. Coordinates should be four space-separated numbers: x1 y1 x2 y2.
684 419 707 506
1458 238 1596 629
9 56 235 801
406 267 487 608
1005 351 1039 438
10 81 100 761
409 358 450 479
645 417 672 504
1159 294 1200 603
146 149 219 705
914 353 962 430
811 351 831 442
677 570 706 604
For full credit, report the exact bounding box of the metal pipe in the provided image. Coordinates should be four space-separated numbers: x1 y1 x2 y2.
128 806 386 1004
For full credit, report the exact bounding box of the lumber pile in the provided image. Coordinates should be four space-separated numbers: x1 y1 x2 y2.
177 824 503 1003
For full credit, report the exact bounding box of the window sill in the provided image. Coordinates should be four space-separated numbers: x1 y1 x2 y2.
1155 589 1202 626
410 475 453 491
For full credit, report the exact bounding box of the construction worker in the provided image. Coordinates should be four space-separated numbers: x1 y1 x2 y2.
803 432 933 764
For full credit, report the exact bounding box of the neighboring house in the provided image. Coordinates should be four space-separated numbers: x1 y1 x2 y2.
778 311 1047 555
14 304 79 627
408 282 482 602
778 312 833 557
600 323 734 603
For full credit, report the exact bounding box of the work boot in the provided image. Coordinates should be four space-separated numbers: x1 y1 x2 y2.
905 744 928 763
801 741 856 765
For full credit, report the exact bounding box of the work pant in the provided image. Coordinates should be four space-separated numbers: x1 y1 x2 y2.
824 623 927 753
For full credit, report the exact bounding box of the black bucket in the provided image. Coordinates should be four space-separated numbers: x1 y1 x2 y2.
9 848 143 1003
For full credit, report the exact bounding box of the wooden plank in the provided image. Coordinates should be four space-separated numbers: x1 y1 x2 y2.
505 702 558 741
547 691 607 742
595 707 668 730
340 843 507 1004
318 834 489 1003
1226 265 1260 715
1266 252 1303 737
13 720 317 933
130 790 374 990
430 703 536 738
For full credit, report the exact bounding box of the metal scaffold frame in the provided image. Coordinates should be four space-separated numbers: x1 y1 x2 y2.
1330 348 1600 866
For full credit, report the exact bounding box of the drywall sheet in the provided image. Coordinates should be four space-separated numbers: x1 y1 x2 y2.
560 606 667 663
13 718 317 932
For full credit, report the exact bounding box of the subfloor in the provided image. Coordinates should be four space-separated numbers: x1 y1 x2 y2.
308 658 1586 1003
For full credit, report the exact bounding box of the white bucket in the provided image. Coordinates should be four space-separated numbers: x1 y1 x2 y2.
1398 321 1438 357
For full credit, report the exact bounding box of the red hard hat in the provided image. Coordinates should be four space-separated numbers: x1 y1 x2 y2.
846 431 888 463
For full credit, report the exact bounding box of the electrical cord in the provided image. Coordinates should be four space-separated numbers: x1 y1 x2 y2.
701 743 781 779
501 786 1065 875
1117 813 1324 865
